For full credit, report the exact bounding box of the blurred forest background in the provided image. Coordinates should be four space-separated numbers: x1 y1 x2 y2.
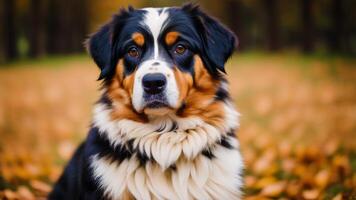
0 0 356 199
0 0 356 61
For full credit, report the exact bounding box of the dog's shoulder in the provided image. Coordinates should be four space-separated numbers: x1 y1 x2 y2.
48 127 106 199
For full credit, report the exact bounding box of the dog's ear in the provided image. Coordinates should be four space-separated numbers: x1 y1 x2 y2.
87 24 112 80
182 4 237 75
86 7 134 80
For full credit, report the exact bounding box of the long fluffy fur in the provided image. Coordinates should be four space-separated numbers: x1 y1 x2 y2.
91 99 243 199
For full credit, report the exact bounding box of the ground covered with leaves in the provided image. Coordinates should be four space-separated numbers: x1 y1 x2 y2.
0 53 355 199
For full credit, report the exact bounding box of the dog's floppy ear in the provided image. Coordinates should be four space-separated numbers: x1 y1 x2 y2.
87 24 112 80
86 7 134 80
182 4 237 75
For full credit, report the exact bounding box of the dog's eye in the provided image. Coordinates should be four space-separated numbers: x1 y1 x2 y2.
128 47 139 58
174 44 186 55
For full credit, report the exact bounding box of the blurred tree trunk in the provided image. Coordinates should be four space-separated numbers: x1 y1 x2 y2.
47 0 69 54
70 0 88 52
3 0 18 60
0 0 4 63
226 0 245 51
301 0 314 53
47 0 88 54
263 0 281 51
29 0 46 58
328 0 345 53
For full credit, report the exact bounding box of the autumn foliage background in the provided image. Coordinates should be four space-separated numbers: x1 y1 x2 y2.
0 0 356 199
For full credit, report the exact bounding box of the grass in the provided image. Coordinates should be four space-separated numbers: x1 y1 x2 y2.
0 52 355 199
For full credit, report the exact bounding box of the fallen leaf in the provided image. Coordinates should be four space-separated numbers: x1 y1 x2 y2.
253 151 276 175
245 175 257 188
302 189 319 199
260 181 286 197
332 193 342 200
30 180 51 194
324 141 339 156
17 186 35 200
315 169 329 188
286 181 302 197
281 158 295 173
255 176 277 189
3 189 18 199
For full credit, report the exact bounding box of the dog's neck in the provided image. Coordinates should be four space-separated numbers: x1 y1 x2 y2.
92 100 238 168
90 94 243 199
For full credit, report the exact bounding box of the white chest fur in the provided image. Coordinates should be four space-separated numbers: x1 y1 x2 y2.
91 143 243 200
91 103 243 199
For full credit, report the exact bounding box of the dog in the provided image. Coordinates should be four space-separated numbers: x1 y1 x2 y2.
49 4 243 200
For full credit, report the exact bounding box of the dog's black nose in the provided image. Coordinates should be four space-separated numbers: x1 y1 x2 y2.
142 73 167 94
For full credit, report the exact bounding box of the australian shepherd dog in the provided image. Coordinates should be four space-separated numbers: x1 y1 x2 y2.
49 4 243 200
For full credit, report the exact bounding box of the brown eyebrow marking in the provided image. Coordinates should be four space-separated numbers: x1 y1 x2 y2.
132 32 145 46
165 31 180 46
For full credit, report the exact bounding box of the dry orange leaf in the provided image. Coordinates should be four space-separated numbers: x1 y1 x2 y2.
286 181 302 197
281 158 295 173
332 193 343 200
332 155 350 173
17 186 35 200
315 169 330 188
260 181 286 197
323 141 339 156
253 151 276 175
255 176 277 189
302 189 319 199
3 189 18 199
30 180 51 194
245 175 257 188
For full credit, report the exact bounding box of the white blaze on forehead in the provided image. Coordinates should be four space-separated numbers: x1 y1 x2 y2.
141 8 169 59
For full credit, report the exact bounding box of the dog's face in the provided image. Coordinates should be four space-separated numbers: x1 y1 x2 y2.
88 4 236 121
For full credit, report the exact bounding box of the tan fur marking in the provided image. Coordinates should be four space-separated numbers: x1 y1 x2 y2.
165 31 180 46
108 59 147 122
132 32 145 46
173 67 193 105
177 56 226 128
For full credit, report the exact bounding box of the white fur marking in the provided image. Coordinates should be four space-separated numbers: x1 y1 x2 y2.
91 147 243 200
142 8 169 59
132 60 179 112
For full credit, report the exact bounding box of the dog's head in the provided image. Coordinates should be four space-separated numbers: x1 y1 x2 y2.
88 4 236 122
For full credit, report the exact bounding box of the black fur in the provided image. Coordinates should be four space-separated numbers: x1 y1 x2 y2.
202 148 215 159
215 85 230 101
49 128 105 199
182 3 237 78
218 136 234 149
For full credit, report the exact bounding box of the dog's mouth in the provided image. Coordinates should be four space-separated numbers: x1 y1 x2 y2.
143 93 169 109
142 94 173 115
145 100 168 109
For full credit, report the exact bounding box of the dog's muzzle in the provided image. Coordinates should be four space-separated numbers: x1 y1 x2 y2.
132 59 179 113
142 73 168 108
